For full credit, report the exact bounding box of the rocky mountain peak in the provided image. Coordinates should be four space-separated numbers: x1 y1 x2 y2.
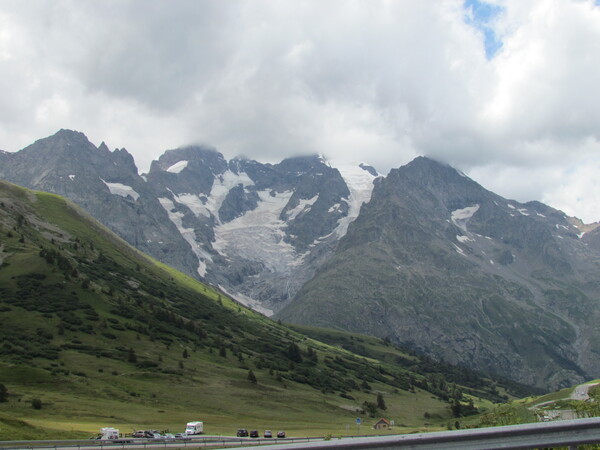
111 147 138 175
358 163 379 177
276 154 331 175
146 146 228 196
98 141 110 153
393 156 473 188
152 145 226 172
23 128 96 157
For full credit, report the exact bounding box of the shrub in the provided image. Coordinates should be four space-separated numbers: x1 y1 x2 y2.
0 383 8 402
31 398 42 409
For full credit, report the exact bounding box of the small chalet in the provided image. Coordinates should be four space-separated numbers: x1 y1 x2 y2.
373 418 391 430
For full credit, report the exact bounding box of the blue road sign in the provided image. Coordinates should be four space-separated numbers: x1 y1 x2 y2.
356 417 361 425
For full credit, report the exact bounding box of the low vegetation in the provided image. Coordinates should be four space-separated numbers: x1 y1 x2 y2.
0 181 538 440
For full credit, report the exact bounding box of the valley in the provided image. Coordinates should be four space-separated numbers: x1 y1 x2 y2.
2 129 600 441
0 179 528 441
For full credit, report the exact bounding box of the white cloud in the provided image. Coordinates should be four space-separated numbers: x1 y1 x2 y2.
0 0 599 221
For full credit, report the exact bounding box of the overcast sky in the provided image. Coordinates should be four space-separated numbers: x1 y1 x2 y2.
0 0 599 222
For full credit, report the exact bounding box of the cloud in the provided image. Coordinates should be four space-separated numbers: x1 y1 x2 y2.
0 0 599 222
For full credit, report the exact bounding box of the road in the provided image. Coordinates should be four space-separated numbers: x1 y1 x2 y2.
529 381 599 422
0 435 320 450
570 382 599 401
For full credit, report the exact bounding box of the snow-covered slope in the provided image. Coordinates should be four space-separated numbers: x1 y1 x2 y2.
144 149 379 313
335 164 380 237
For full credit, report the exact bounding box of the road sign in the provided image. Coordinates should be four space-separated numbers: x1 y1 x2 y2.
356 418 361 425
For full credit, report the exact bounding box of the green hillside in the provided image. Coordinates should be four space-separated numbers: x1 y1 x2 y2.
0 180 533 440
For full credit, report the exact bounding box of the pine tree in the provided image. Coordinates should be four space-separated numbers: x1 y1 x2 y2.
376 393 387 411
287 342 303 363
128 348 137 363
247 369 257 384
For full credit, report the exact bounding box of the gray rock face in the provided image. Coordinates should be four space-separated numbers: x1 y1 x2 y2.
5 131 600 390
144 150 372 313
278 156 600 390
0 130 379 315
0 130 200 276
582 227 600 252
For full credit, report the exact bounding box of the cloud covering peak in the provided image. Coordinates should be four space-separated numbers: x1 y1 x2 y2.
0 0 599 222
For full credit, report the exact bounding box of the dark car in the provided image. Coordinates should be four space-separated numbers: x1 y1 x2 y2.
264 430 272 438
132 431 146 438
250 430 259 438
277 431 286 438
236 429 249 437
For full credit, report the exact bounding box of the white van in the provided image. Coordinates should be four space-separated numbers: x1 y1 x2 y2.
185 421 204 435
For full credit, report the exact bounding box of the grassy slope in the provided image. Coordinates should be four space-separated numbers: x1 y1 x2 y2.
0 181 520 440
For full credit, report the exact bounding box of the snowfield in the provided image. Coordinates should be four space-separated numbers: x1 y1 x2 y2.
166 160 189 173
213 190 299 272
335 164 379 238
158 197 212 277
451 204 480 232
101 179 140 201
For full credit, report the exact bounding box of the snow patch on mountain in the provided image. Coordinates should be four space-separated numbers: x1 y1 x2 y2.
166 160 188 173
335 164 379 237
158 197 212 277
170 169 255 222
101 179 140 201
173 193 210 218
453 243 467 256
213 190 299 272
286 195 318 220
451 205 480 232
206 170 254 222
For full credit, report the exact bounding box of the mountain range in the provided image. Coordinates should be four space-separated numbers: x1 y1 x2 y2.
0 178 532 439
2 129 600 390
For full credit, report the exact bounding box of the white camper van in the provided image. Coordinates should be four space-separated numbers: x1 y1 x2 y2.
99 427 120 440
185 421 204 435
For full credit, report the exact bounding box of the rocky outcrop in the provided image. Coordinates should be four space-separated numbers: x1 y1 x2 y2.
278 157 600 390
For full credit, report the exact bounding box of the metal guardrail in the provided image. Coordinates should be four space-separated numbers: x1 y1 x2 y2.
0 435 322 449
5 418 600 450
238 417 600 450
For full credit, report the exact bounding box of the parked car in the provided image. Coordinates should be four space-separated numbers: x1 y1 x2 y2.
250 430 259 438
132 431 146 438
264 430 272 438
236 428 249 437
277 431 286 438
175 433 190 440
163 433 176 440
